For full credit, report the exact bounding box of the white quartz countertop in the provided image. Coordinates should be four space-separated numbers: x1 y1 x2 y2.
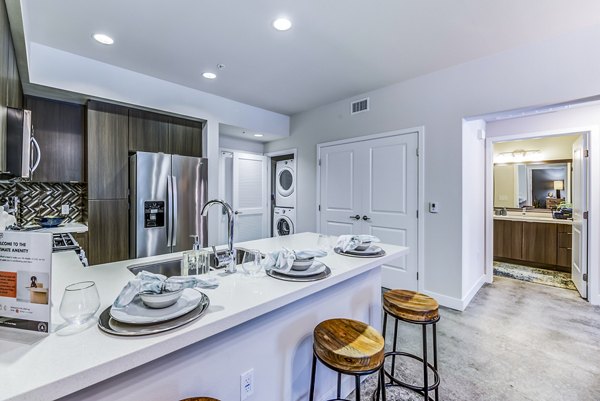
22 222 88 234
493 215 572 225
0 232 408 401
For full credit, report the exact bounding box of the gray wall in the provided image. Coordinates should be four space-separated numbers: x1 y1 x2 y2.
219 134 264 154
265 24 600 304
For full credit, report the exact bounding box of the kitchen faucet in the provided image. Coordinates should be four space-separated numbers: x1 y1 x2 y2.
200 199 236 273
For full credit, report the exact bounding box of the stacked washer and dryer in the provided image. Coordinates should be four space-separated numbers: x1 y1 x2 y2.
273 159 296 236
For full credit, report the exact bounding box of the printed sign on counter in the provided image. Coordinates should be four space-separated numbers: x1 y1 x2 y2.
0 231 52 333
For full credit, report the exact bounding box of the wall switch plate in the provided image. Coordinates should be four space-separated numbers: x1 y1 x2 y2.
240 368 254 400
429 202 439 213
61 204 70 215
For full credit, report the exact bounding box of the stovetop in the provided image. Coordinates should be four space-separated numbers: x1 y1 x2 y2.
53 233 79 251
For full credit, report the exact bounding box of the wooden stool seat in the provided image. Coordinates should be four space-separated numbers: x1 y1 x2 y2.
313 318 385 373
180 398 220 401
383 290 439 322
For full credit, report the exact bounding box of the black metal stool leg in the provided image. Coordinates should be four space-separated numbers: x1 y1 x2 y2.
337 372 342 399
309 354 316 401
355 375 361 401
433 323 439 401
391 318 399 373
380 366 387 401
422 325 428 401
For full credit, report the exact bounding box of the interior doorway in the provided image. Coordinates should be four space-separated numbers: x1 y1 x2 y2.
488 131 590 298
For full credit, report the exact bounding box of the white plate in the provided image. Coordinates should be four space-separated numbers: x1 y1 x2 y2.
276 261 327 277
345 245 383 255
110 288 203 325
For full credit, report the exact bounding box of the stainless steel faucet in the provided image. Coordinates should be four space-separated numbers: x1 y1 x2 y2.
200 199 236 273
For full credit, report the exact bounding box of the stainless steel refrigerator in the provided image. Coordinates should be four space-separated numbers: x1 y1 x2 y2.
129 152 208 258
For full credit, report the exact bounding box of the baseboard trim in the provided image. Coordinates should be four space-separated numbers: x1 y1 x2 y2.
461 274 486 310
421 289 463 311
422 274 486 312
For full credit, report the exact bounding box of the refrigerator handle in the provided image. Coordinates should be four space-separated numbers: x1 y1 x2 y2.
172 175 178 247
167 175 173 247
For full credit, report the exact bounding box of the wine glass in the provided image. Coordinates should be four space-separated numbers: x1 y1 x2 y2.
317 234 335 252
59 281 101 326
242 250 263 277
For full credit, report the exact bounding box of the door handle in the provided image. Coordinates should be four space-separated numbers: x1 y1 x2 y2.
166 175 173 247
235 211 241 215
349 214 360 220
172 175 178 247
362 215 371 221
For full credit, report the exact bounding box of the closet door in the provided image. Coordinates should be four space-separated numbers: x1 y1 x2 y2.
319 142 363 236
232 152 269 242
359 133 419 290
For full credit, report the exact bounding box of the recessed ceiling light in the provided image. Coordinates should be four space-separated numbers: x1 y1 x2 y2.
273 18 292 31
92 33 114 45
254 133 264 137
202 72 217 79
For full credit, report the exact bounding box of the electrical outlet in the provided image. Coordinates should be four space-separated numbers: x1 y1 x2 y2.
61 204 70 215
240 368 254 400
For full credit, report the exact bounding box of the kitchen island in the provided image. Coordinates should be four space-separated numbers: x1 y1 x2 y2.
0 232 408 401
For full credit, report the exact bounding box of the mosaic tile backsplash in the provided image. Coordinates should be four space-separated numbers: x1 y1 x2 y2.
0 182 86 226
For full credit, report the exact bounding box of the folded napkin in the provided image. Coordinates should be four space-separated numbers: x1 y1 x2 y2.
113 270 218 308
262 248 327 273
0 211 17 231
336 235 380 252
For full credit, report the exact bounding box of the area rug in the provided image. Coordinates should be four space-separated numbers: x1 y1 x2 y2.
493 261 576 291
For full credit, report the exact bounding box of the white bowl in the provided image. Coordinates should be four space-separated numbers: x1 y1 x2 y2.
355 242 372 251
139 289 184 309
292 257 314 271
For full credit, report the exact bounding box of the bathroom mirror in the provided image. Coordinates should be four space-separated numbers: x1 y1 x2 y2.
493 161 571 209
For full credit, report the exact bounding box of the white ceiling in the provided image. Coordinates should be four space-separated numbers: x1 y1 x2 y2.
21 0 600 115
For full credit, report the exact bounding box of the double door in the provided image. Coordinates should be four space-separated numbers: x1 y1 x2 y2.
319 132 419 290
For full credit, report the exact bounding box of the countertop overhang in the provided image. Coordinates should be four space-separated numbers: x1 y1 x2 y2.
493 215 572 225
0 232 408 401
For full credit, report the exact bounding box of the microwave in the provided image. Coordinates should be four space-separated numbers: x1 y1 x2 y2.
5 107 40 179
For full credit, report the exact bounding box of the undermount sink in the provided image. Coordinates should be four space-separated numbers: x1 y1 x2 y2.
127 248 254 277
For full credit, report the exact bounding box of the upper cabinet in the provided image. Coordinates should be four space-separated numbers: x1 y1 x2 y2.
25 96 85 183
128 109 170 153
87 101 129 199
169 116 203 157
129 109 203 157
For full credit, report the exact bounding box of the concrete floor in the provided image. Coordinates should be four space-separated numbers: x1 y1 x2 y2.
354 277 600 401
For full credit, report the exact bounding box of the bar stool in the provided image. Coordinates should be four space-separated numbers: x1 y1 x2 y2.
380 290 440 401
180 398 220 401
309 318 386 401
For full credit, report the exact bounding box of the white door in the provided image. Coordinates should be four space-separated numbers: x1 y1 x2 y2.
319 132 419 290
571 135 588 298
361 134 419 290
232 152 269 242
319 142 363 236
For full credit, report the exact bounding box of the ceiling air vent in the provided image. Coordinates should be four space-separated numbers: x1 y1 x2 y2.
350 97 369 115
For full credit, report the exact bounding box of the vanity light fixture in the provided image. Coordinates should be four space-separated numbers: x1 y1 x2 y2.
498 149 541 159
92 33 114 45
202 72 217 79
273 18 292 31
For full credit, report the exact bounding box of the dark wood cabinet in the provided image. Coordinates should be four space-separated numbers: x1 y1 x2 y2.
87 101 129 199
493 220 523 260
129 109 202 157
494 219 572 270
557 225 572 268
25 96 85 182
87 199 128 265
71 232 88 254
169 116 202 157
522 222 557 265
128 109 170 153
